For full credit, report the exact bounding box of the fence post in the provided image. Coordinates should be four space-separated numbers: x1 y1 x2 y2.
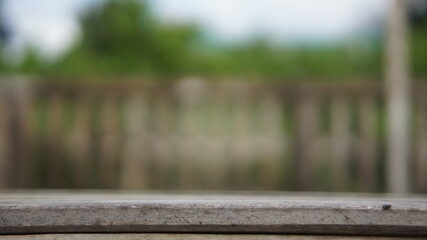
385 0 410 193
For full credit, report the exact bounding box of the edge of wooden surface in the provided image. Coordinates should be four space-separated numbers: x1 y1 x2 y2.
0 234 425 240
0 191 426 236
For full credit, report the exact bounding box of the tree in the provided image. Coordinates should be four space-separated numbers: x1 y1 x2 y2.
408 0 427 77
56 0 202 77
52 0 384 80
0 0 11 71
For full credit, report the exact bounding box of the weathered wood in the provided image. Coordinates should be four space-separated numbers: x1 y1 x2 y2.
230 87 252 189
202 89 228 189
0 192 426 236
1 80 34 188
330 95 351 191
176 79 207 189
151 96 174 189
415 94 427 193
70 93 92 188
0 233 423 240
120 94 149 189
46 92 65 187
257 92 284 189
295 91 319 190
357 96 377 192
0 94 9 188
99 93 121 188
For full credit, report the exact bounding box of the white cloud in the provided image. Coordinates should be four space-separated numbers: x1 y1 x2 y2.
4 0 97 60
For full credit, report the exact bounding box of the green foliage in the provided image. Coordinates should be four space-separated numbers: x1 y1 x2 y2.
55 0 202 77
3 0 424 80
411 29 427 77
410 16 427 78
198 39 382 79
408 2 427 78
49 0 383 80
19 47 45 73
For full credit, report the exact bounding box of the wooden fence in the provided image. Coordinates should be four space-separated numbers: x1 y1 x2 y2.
0 78 426 192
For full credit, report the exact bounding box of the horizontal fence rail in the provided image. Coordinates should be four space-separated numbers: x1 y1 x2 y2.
0 79 426 192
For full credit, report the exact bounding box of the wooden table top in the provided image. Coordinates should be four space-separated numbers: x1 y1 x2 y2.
0 190 426 237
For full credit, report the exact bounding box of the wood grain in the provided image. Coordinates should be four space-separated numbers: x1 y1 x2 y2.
0 191 426 236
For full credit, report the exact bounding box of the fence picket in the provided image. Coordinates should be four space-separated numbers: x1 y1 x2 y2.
0 94 10 188
230 86 253 189
258 91 284 189
330 94 351 191
202 88 227 189
295 90 318 191
120 94 149 189
152 95 174 189
70 93 92 188
99 93 120 188
357 95 377 192
46 92 65 187
415 94 427 193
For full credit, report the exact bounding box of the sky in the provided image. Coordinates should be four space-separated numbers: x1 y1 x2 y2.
3 0 389 60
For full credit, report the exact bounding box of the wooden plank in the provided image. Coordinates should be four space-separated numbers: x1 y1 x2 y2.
0 191 426 236
229 87 252 189
46 92 65 187
14 83 34 188
0 233 422 240
0 94 10 188
120 94 149 189
0 80 34 188
99 93 120 188
151 96 174 189
415 94 427 193
257 91 284 189
357 96 377 192
202 89 228 189
330 95 351 191
70 93 92 188
176 79 207 189
295 91 319 190
0 81 34 188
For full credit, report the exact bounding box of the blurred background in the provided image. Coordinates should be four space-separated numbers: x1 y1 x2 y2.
0 0 425 193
